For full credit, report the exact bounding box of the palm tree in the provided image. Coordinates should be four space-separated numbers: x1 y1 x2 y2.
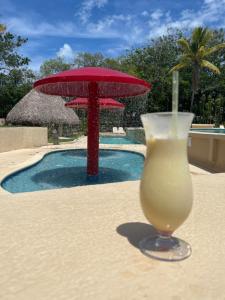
170 27 225 111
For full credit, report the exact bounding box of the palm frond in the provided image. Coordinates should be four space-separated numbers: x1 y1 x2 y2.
177 38 191 53
169 62 190 73
190 41 199 54
191 27 212 50
203 43 225 57
196 46 206 60
179 55 193 63
192 27 203 44
200 60 221 74
200 28 213 46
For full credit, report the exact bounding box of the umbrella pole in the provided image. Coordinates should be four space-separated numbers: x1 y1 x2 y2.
87 82 99 176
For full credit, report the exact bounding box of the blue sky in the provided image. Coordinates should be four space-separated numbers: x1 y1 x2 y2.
1 0 225 71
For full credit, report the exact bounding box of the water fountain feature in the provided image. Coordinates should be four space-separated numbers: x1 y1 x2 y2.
34 67 151 177
66 97 125 133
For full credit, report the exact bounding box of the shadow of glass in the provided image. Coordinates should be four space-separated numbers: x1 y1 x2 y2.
116 222 157 249
31 166 131 188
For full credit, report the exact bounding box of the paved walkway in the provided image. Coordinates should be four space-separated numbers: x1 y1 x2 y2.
0 137 224 299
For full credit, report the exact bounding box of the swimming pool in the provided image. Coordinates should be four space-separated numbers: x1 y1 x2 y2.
100 136 141 144
1 149 144 193
191 128 225 134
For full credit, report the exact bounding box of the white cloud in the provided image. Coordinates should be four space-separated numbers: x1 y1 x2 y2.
4 17 77 37
146 0 225 39
87 14 132 36
4 12 132 40
178 0 225 25
151 9 163 20
124 25 143 43
110 14 132 22
3 16 123 39
3 13 138 45
3 0 225 65
5 0 225 43
57 43 75 60
141 11 149 17
76 0 108 24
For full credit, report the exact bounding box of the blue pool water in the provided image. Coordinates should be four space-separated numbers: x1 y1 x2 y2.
100 136 141 144
1 149 144 193
191 128 225 134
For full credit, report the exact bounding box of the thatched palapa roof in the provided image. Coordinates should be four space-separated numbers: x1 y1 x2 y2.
6 89 80 126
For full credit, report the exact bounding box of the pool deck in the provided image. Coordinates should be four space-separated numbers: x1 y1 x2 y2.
0 136 224 299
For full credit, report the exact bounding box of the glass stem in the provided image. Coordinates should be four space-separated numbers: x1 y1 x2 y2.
156 231 177 251
158 231 172 238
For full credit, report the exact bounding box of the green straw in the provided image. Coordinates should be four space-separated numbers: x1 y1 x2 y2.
171 71 179 137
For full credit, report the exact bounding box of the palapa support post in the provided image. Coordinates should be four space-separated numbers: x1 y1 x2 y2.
87 82 99 176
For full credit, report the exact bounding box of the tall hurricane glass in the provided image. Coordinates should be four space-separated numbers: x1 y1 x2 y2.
140 112 194 261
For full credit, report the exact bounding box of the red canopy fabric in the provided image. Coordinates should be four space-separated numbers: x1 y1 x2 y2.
34 67 151 98
65 98 125 110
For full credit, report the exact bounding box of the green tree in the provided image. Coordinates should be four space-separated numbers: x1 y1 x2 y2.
74 52 105 67
170 27 225 111
74 52 123 70
102 57 122 70
0 32 30 72
121 30 186 115
40 57 70 77
0 30 34 117
0 69 35 118
214 95 224 126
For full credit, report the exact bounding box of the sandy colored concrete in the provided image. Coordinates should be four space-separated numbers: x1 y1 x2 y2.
188 132 225 172
0 127 48 153
0 137 224 300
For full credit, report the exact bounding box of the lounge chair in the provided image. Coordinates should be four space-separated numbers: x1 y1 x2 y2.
118 127 125 134
113 127 118 134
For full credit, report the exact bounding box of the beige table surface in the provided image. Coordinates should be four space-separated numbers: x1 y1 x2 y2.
0 140 224 300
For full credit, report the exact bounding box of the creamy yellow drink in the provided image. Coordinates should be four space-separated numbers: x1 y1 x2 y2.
140 138 193 234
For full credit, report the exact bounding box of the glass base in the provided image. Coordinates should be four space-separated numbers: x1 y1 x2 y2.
139 235 191 262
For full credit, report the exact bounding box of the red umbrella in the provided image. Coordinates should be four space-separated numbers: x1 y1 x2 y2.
65 98 125 110
34 67 151 176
